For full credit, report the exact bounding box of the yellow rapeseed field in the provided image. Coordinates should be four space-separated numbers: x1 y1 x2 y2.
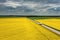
36 19 60 30
0 17 60 40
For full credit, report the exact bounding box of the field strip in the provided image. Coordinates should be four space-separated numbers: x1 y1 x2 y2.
27 18 60 36
0 17 60 40
36 19 60 30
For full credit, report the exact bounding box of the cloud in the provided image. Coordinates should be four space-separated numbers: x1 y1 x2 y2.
0 0 60 15
0 0 39 8
0 1 21 8
0 0 6 3
0 0 60 9
43 4 60 10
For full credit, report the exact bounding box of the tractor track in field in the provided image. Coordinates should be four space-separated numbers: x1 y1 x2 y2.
27 18 60 36
29 23 50 40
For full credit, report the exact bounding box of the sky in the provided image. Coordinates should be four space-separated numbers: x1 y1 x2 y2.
0 0 60 16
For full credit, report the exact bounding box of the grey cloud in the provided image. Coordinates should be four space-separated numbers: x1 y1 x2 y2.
48 7 60 12
8 0 60 4
0 0 6 3
0 0 60 15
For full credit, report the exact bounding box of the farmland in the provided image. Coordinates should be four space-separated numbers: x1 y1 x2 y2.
0 17 60 40
36 19 60 30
